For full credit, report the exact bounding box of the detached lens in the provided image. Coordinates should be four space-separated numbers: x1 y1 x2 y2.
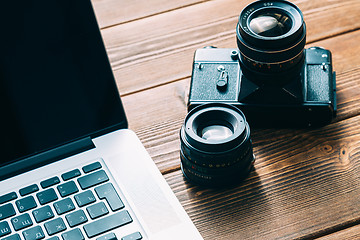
180 103 254 187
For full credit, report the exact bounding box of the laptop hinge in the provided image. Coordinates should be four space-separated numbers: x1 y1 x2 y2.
0 137 95 181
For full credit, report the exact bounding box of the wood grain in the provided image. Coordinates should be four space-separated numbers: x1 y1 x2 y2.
317 224 360 239
91 0 208 29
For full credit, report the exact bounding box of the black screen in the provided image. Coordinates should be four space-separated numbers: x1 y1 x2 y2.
0 0 127 165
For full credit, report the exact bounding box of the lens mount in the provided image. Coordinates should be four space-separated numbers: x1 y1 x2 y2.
236 0 306 75
180 103 254 186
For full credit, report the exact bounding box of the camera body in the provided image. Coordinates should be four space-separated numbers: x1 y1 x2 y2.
188 47 336 127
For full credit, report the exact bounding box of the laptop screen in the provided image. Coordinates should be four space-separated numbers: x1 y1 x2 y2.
1 0 127 166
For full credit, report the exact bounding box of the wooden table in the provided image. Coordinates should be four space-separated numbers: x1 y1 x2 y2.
92 0 360 239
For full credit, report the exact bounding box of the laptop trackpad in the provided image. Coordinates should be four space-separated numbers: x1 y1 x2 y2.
107 137 182 234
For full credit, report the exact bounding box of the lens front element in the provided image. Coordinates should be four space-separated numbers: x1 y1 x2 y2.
249 11 292 37
201 125 233 141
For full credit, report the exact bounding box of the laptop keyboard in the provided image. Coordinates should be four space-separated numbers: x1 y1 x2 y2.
0 161 143 240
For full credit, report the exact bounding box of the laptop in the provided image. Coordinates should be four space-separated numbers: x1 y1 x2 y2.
0 0 203 239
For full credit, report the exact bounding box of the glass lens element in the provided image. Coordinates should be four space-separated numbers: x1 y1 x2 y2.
201 125 233 141
249 12 292 37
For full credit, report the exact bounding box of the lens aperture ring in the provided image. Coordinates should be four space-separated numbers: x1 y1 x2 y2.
181 144 253 174
181 150 255 187
239 47 304 73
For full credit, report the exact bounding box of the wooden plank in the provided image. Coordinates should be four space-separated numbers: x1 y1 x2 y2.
121 30 360 172
122 79 187 172
335 67 360 121
317 225 360 239
162 115 360 240
91 0 207 29
99 0 360 95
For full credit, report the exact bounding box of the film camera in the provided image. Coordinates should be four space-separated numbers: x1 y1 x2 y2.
180 0 337 187
188 0 336 127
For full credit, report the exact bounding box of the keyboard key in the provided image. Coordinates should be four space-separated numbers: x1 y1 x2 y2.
44 218 67 235
22 226 45 240
15 196 37 213
57 181 79 197
83 211 133 238
32 206 54 223
0 204 16 220
19 184 39 196
86 202 108 219
74 190 96 207
0 221 11 237
54 198 75 215
65 210 88 227
47 237 60 240
96 232 117 240
122 232 142 240
40 177 60 189
82 162 102 173
95 183 124 211
36 189 58 205
0 192 17 205
78 170 109 190
61 228 84 240
2 233 21 240
62 169 81 181
11 213 33 231
86 202 109 219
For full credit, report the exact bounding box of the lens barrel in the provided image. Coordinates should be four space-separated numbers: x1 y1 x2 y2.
180 103 254 187
236 0 306 83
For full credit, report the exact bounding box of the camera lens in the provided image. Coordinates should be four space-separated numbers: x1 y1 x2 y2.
180 103 254 187
236 0 306 82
